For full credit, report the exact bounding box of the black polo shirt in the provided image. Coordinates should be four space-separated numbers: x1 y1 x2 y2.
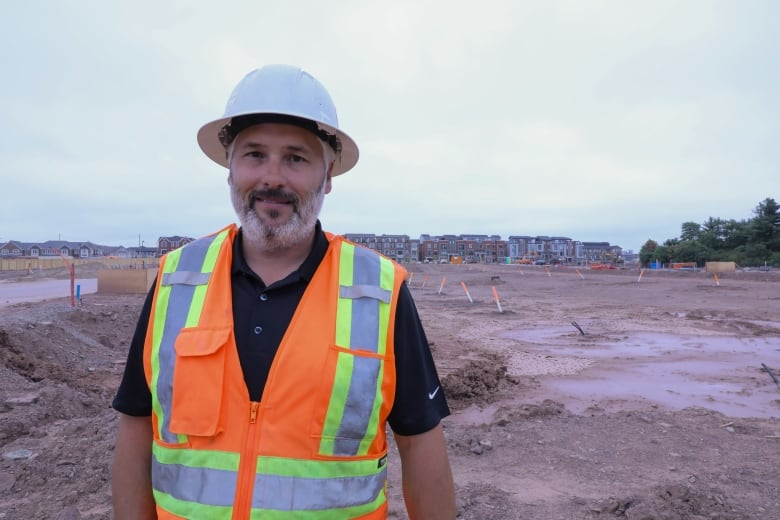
112 223 449 435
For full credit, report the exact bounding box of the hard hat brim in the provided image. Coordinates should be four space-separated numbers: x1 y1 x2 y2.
197 113 359 176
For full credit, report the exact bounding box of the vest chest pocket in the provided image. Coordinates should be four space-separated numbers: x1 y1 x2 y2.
169 326 231 437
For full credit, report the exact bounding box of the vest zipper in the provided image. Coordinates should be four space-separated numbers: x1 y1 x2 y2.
234 401 261 519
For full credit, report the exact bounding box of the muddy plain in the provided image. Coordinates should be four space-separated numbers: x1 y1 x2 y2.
1 263 779 519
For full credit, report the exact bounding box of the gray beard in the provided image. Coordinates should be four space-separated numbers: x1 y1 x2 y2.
230 173 327 252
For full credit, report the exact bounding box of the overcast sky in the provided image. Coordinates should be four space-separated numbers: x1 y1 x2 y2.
1 1 777 252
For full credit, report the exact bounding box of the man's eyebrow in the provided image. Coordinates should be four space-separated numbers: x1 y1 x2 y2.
237 142 313 153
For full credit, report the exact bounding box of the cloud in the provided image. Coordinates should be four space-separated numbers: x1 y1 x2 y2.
0 1 777 253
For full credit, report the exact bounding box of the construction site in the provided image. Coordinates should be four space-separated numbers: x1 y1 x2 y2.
1 261 779 518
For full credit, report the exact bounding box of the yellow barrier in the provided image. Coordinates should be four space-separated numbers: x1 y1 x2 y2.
705 261 736 274
97 268 157 294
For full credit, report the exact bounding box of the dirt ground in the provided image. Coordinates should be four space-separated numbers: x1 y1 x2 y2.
1 263 779 519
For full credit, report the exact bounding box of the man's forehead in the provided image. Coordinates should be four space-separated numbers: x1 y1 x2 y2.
234 123 321 149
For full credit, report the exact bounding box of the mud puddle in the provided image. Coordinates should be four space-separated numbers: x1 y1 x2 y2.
499 328 780 418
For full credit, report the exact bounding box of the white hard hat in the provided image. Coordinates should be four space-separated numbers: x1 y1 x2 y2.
197 64 359 176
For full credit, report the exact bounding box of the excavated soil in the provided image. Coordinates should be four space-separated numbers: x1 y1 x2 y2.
1 264 779 519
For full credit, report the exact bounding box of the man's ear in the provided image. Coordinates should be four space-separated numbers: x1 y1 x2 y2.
324 162 334 194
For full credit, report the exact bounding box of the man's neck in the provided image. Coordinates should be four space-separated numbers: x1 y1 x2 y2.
241 229 316 286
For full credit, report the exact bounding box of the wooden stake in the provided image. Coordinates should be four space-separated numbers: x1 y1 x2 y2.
491 286 503 313
460 281 473 303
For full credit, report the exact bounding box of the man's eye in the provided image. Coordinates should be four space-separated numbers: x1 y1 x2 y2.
246 151 263 158
289 154 307 163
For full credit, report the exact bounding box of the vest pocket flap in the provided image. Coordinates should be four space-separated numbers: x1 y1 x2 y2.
174 326 231 357
170 326 230 437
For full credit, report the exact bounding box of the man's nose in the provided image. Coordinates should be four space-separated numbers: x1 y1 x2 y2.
259 157 285 186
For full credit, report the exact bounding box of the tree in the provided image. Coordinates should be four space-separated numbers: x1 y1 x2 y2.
640 197 779 268
675 241 711 266
721 219 750 250
679 222 701 242
639 239 657 267
700 217 727 250
751 197 780 249
653 245 672 265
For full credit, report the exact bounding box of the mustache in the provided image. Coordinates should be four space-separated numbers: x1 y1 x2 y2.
246 188 299 206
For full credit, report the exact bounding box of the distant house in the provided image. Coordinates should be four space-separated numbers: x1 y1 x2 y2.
131 246 158 259
582 242 623 264
0 240 111 259
109 246 131 258
158 236 195 256
0 241 24 257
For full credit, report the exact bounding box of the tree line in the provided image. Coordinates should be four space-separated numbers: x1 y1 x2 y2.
639 197 780 268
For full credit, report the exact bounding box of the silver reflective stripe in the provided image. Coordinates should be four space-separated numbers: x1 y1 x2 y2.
157 234 219 444
338 284 391 303
162 271 212 286
334 356 381 455
334 245 384 456
252 468 386 510
152 454 237 506
346 246 382 353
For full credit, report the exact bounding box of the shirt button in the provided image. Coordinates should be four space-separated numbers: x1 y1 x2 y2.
259 293 269 301
253 326 263 335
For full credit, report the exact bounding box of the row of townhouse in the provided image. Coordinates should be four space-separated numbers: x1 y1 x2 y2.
509 237 624 264
2 233 626 265
345 233 624 265
0 236 195 259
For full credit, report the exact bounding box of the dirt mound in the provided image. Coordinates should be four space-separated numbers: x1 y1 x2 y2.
595 482 749 519
0 296 141 518
441 354 520 408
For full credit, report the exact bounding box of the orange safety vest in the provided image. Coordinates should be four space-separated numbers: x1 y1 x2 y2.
143 224 406 519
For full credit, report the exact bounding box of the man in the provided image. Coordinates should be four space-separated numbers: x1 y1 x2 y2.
111 64 455 519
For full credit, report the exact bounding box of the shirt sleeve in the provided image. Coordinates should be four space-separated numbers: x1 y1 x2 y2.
387 282 451 436
111 283 154 416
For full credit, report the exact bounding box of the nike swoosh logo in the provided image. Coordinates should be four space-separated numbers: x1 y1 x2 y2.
428 386 440 400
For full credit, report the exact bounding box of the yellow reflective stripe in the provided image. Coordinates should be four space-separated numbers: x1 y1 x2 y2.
319 350 354 456
321 241 355 455
376 255 395 356
256 454 384 478
153 443 240 471
184 229 229 328
154 491 233 519
335 241 355 348
151 249 182 442
359 362 384 456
